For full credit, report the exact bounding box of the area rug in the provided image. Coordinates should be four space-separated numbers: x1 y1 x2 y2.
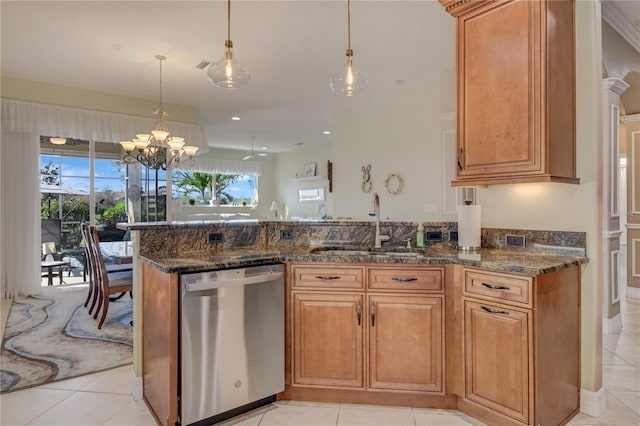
0 287 132 393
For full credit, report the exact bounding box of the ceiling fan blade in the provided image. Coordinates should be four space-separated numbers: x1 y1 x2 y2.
242 153 254 160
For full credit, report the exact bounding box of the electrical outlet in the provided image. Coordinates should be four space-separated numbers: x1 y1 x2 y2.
207 232 224 243
449 231 458 241
506 234 526 248
426 231 443 242
279 229 295 240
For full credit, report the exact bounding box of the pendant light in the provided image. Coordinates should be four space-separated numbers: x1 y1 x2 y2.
207 0 251 89
330 0 369 96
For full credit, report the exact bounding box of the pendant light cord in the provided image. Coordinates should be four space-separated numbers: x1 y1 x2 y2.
158 58 163 107
347 0 351 54
227 0 231 42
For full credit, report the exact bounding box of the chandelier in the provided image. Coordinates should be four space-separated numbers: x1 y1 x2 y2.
330 0 369 96
120 55 199 170
207 0 250 89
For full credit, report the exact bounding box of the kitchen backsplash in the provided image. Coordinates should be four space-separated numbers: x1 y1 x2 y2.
135 220 586 257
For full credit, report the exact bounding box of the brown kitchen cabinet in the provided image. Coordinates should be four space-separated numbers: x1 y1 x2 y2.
368 294 443 393
457 266 580 426
141 262 179 426
288 264 446 400
292 292 364 388
440 0 578 186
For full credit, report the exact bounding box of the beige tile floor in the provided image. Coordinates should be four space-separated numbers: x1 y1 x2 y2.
1 294 638 425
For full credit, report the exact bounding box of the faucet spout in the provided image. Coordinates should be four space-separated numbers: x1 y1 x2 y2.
369 193 390 248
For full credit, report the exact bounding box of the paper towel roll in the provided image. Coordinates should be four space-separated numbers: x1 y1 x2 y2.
458 205 481 251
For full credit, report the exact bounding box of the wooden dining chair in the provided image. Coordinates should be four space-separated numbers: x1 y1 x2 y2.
80 224 96 309
86 225 133 329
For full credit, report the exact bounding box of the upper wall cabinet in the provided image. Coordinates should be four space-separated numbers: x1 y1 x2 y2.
439 0 579 186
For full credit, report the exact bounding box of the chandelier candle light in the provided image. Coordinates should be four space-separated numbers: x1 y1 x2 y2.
208 0 251 89
330 0 369 96
120 55 199 171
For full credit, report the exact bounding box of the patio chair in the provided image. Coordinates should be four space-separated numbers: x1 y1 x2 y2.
85 225 132 329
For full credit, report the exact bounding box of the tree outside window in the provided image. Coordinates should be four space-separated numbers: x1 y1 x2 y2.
173 171 256 206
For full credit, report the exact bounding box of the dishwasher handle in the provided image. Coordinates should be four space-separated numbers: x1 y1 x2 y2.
184 270 284 292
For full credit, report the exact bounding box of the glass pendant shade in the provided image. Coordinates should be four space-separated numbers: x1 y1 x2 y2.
330 58 369 96
207 46 251 89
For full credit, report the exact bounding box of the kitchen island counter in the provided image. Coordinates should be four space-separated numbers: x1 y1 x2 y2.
140 245 587 276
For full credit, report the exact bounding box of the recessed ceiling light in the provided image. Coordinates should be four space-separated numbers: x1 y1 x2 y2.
231 116 240 121
323 131 331 135
261 147 268 150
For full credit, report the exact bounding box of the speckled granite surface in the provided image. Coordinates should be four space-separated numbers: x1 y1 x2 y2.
128 220 588 276
140 244 587 276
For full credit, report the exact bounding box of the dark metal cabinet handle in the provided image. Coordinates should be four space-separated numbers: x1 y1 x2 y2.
457 147 464 171
315 275 340 280
371 301 376 326
482 282 510 290
356 300 362 326
481 306 509 315
392 277 418 282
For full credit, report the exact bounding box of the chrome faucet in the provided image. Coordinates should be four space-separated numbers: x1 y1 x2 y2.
369 192 390 248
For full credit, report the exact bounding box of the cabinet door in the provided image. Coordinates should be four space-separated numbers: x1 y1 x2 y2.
292 292 364 388
369 295 443 392
464 299 531 423
457 0 541 178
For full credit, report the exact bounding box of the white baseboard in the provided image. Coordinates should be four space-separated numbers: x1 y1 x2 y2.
132 375 143 401
581 387 607 417
603 313 622 334
627 286 640 300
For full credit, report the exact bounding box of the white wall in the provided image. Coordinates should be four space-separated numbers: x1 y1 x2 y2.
274 144 332 220
332 74 456 222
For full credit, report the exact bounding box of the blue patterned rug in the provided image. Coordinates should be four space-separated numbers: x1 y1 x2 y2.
0 287 132 392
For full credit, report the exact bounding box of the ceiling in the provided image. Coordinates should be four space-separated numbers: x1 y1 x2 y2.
0 1 455 154
2 1 638 154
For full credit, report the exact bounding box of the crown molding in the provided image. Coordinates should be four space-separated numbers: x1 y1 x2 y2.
602 0 640 54
621 113 640 124
602 77 631 95
438 0 487 17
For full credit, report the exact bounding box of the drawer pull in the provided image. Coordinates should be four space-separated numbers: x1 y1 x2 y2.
482 282 510 291
356 300 362 326
315 275 341 280
481 306 509 315
392 277 418 282
371 301 376 327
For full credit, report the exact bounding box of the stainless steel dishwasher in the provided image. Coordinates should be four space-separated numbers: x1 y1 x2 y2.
180 264 284 426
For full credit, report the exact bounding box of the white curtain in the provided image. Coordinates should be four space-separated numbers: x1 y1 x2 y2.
1 99 208 153
176 158 262 176
0 130 42 298
0 98 207 297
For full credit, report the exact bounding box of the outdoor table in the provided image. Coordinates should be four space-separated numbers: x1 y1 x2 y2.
41 260 69 286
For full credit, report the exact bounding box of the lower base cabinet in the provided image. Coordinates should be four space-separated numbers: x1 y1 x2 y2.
289 264 445 399
292 292 364 388
369 294 443 393
458 266 580 426
463 300 531 423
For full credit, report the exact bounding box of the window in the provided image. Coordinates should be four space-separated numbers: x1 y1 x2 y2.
40 142 127 247
172 171 257 206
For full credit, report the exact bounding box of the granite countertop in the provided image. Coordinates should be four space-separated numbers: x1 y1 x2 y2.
139 245 588 276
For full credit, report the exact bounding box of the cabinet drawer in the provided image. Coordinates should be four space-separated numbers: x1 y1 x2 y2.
464 269 532 307
292 265 364 290
368 267 443 292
